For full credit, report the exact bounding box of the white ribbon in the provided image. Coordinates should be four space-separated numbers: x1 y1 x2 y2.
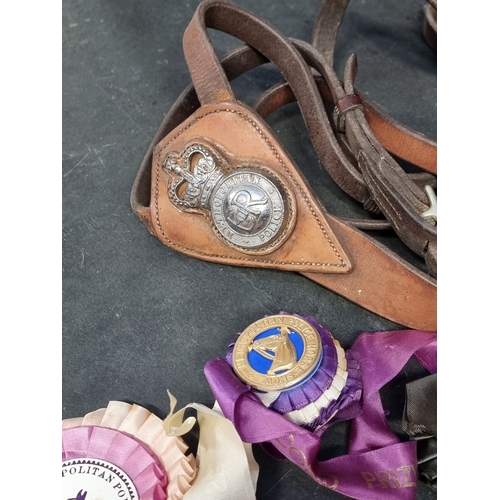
164 393 259 500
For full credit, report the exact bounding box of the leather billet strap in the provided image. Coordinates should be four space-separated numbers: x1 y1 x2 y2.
312 0 437 275
256 0 438 277
253 77 437 177
184 0 369 204
311 0 436 177
243 56 439 278
131 0 437 331
342 54 437 276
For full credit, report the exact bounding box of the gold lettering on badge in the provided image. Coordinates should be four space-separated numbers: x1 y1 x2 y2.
232 315 322 391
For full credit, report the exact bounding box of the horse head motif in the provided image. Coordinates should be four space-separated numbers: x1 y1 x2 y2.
249 326 298 375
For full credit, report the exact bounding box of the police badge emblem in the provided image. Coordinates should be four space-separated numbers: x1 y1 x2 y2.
163 142 295 254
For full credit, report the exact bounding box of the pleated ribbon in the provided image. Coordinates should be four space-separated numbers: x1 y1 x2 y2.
204 329 437 500
164 400 259 499
62 426 168 500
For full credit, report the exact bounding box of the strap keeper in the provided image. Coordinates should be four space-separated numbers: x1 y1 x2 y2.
333 94 363 132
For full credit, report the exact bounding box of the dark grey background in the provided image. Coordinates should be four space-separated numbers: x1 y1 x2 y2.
62 0 436 498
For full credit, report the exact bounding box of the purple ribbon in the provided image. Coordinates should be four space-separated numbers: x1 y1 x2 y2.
204 329 437 500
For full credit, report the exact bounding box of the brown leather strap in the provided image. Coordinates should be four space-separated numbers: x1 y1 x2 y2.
132 0 437 330
303 0 437 276
362 96 437 175
254 77 437 176
310 0 437 174
308 0 438 276
267 38 438 273
311 0 350 69
341 54 437 269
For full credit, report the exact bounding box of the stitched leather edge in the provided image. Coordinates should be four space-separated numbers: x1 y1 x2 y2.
163 138 297 255
153 106 349 268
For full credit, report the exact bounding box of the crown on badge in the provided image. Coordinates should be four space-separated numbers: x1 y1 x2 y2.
163 144 225 209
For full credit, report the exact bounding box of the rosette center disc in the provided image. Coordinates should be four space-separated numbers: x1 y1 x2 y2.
62 458 139 500
232 315 322 391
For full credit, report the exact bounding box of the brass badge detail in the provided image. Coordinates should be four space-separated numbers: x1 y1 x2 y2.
232 315 322 391
162 143 295 254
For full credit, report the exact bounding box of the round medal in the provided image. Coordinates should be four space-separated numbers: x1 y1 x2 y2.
232 314 323 391
210 171 285 249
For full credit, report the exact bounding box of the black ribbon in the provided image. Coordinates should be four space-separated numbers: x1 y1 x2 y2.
402 373 437 490
181 406 200 459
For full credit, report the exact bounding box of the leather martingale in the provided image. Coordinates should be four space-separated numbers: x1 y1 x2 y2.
130 0 438 331
152 101 352 273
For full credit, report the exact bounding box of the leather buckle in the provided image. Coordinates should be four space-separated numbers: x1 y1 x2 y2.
333 93 363 133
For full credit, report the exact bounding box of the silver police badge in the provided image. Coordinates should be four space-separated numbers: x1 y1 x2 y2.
163 143 295 253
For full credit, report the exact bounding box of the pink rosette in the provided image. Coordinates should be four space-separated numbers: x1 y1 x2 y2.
62 401 196 500
62 426 167 500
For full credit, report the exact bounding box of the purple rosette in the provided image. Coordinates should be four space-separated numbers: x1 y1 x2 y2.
226 313 362 432
207 326 437 499
204 326 437 500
